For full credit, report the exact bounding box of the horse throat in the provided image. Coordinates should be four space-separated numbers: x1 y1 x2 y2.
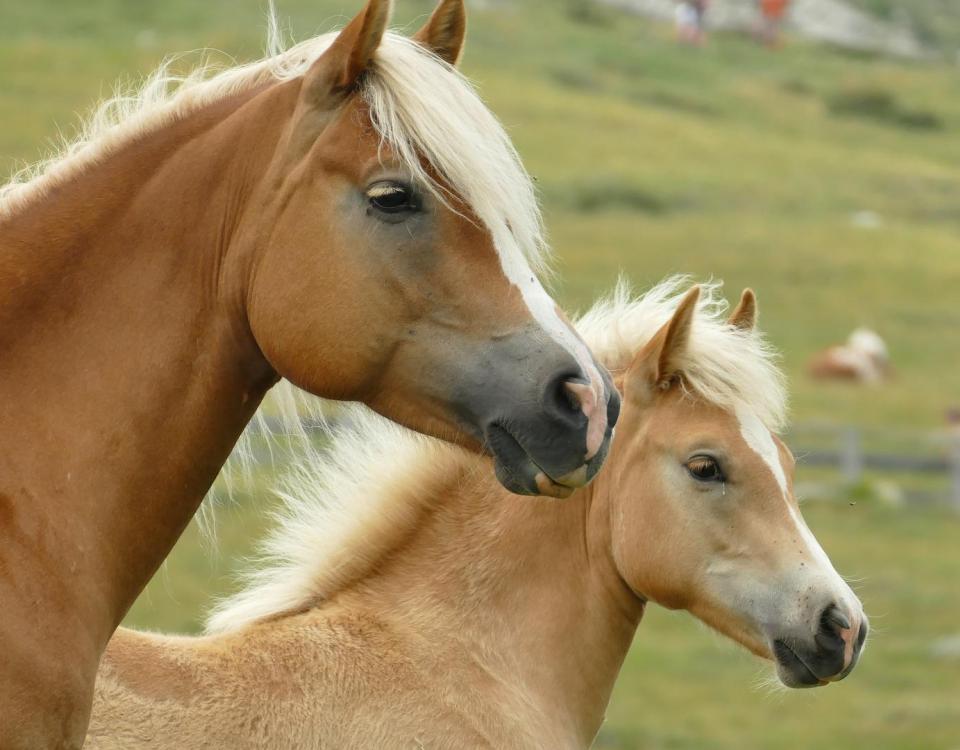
342 467 644 746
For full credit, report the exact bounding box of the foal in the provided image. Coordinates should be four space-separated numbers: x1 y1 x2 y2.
88 282 868 749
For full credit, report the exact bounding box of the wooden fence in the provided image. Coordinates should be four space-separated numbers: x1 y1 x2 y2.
244 415 960 511
786 422 960 510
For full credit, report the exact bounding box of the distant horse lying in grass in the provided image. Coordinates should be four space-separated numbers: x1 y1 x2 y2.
808 327 892 384
88 280 868 749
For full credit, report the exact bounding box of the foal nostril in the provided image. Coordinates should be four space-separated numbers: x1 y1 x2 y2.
814 603 868 680
820 605 851 636
813 604 850 667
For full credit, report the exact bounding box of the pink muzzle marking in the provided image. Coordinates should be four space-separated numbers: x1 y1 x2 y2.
839 618 858 671
564 380 607 461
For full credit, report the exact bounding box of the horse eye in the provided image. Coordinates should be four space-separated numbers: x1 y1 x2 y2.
366 181 419 215
686 456 724 483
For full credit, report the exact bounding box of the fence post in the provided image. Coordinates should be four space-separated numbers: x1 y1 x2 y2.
840 426 863 485
950 431 960 513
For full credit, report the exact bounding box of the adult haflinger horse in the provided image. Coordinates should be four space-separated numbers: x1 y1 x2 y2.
0 1 619 745
87 280 868 750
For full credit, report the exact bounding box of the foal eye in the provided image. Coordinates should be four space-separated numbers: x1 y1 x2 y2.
686 455 725 483
366 181 420 215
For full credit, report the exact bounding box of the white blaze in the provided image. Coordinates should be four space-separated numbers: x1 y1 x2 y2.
494 228 607 460
735 404 787 496
735 404 834 571
735 406 862 669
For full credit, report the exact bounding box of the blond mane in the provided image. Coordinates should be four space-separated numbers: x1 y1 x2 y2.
1 9 555 536
0 14 548 274
577 277 787 432
206 277 788 633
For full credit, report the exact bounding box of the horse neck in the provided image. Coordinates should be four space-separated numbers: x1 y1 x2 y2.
346 458 645 746
0 83 294 648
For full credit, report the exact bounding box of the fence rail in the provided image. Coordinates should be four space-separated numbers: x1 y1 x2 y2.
244 415 960 511
787 423 960 510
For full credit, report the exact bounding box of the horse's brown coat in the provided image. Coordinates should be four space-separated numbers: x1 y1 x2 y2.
0 2 618 745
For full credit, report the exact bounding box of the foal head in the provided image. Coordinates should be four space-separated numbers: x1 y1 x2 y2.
606 286 867 687
239 0 616 497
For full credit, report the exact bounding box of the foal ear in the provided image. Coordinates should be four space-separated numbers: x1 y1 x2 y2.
413 0 467 66
303 0 391 101
627 286 700 397
728 288 757 331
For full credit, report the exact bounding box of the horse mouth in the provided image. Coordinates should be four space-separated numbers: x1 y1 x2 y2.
485 423 585 499
772 640 829 688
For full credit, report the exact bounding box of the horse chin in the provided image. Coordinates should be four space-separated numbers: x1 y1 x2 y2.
492 458 574 499
772 640 830 689
485 424 577 499
485 420 614 499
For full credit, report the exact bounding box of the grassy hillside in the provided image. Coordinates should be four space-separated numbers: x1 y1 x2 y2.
2 1 959 748
5 0 958 429
850 0 960 49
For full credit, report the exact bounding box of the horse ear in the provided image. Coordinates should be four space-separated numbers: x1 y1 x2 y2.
728 288 757 331
302 0 391 102
413 0 467 66
626 286 700 397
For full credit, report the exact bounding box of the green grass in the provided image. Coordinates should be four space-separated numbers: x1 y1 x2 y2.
3 1 960 747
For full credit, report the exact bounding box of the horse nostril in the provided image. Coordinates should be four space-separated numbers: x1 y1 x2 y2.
819 604 851 637
815 605 866 679
553 376 592 420
814 604 850 660
560 379 583 414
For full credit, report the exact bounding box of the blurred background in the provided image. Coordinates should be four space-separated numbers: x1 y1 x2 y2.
2 0 958 747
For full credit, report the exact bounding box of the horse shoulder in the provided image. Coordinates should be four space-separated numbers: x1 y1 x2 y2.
88 626 299 749
303 603 553 749
87 627 205 748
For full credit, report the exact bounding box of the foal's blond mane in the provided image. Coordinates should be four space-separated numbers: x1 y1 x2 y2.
206 277 788 633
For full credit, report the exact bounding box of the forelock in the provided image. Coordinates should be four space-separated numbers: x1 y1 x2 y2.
576 276 789 433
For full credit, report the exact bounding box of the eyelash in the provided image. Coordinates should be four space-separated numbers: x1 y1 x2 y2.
686 456 725 483
366 181 420 214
